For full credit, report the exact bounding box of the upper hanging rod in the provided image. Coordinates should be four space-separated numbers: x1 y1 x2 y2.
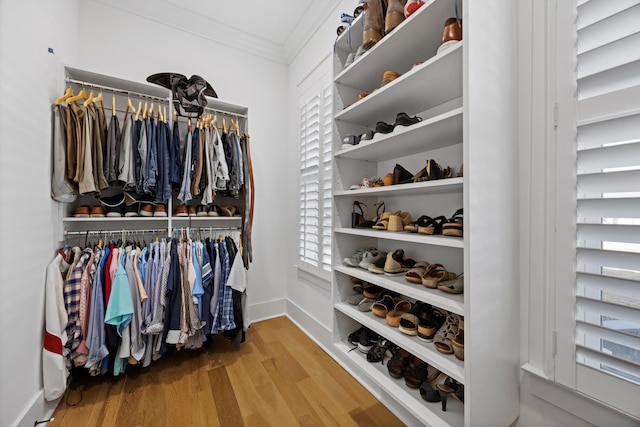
65 78 169 103
66 77 248 119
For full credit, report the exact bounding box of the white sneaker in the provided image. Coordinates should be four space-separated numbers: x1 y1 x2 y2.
343 247 376 267
359 250 386 270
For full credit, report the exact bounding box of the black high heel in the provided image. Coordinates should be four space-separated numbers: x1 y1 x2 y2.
352 201 367 228
355 201 385 228
436 377 464 411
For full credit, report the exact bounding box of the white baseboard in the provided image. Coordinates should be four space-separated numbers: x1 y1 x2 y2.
248 298 287 324
16 390 59 427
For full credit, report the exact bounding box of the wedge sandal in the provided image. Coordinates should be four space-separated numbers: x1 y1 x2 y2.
417 215 447 235
404 261 430 284
442 208 463 237
422 263 457 289
437 274 464 294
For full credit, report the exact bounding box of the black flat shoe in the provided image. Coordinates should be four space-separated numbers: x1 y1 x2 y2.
394 112 422 127
393 163 413 185
375 121 394 135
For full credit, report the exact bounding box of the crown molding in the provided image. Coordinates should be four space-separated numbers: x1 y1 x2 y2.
94 0 289 64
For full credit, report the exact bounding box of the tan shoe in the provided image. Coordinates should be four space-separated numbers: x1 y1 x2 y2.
385 0 406 34
363 0 387 50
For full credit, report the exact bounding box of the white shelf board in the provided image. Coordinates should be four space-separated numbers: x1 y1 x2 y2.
172 216 241 225
335 44 463 125
335 0 456 91
335 108 463 161
335 340 464 427
63 216 168 233
335 228 464 248
335 303 465 384
334 178 463 198
335 265 464 316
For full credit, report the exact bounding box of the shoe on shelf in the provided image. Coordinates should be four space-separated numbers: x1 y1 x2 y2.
380 70 401 86
90 206 105 217
394 112 422 128
386 299 412 327
337 12 355 36
438 273 464 294
187 205 197 216
208 205 220 216
174 204 188 217
367 337 394 364
442 208 463 237
417 307 446 343
434 311 461 355
140 203 155 217
354 0 366 18
437 17 463 55
342 134 361 150
348 326 365 345
393 163 413 185
100 193 125 217
153 204 167 217
124 203 139 217
357 328 380 354
417 215 447 235
404 356 429 388
343 247 376 267
362 283 384 299
437 377 464 411
383 249 416 276
451 316 464 360
371 294 396 318
363 0 387 50
385 0 407 34
359 249 386 269
374 120 394 135
404 0 424 17
73 205 90 217
404 261 430 283
387 346 411 378
196 205 209 217
360 130 375 142
422 263 457 289
367 255 386 274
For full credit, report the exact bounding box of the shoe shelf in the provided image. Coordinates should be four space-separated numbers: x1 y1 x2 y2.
334 265 464 316
171 216 242 226
335 303 465 384
335 0 457 92
334 228 464 249
335 339 464 427
335 44 463 125
62 216 169 233
334 177 463 198
335 108 463 162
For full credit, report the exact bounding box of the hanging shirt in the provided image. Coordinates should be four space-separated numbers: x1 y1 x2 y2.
212 127 230 190
104 251 134 336
105 114 120 184
144 117 158 195
170 120 182 189
117 115 136 189
177 129 193 204
86 246 109 376
51 105 78 203
43 250 71 401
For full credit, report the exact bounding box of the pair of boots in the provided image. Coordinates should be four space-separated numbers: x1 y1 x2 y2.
363 0 407 50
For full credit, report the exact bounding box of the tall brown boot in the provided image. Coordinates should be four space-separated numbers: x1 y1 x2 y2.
385 0 407 34
363 0 387 50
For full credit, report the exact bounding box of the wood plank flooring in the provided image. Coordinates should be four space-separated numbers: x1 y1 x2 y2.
51 316 406 427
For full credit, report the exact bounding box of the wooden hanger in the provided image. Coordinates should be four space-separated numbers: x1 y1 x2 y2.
173 110 178 123
66 88 88 103
158 104 164 122
135 100 142 121
111 95 117 116
83 91 95 108
142 101 148 119
93 91 106 116
124 96 136 122
54 87 74 105
211 115 218 129
222 118 227 133
164 105 168 124
230 118 240 134
149 102 154 120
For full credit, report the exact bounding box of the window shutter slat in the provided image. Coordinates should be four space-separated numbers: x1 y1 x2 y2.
578 114 640 150
577 247 640 272
576 345 640 379
578 223 640 244
577 4 640 54
577 169 640 194
577 197 640 218
578 271 640 298
578 140 640 172
577 295 640 325
578 85 640 124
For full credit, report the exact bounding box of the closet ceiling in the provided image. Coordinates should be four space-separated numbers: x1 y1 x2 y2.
95 0 340 64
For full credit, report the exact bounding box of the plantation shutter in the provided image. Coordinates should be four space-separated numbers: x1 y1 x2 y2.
574 0 640 410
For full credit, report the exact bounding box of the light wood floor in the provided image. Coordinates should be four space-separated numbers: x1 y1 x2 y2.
51 316 405 426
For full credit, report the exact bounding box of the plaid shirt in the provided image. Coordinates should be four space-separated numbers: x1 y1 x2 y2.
64 248 91 354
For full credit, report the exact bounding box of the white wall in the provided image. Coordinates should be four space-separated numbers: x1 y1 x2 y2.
0 1 79 426
76 0 290 319
285 0 359 346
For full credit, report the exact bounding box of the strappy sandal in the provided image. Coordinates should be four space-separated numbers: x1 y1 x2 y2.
386 299 412 327
372 211 392 230
367 338 393 364
437 274 464 294
404 356 429 388
434 312 461 355
371 294 396 318
405 215 431 232
417 215 447 235
387 347 411 378
422 263 457 289
404 261 430 284
442 208 463 237
355 201 385 229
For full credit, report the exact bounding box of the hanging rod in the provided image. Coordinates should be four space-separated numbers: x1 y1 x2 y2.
201 105 248 119
64 228 168 236
65 78 169 103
